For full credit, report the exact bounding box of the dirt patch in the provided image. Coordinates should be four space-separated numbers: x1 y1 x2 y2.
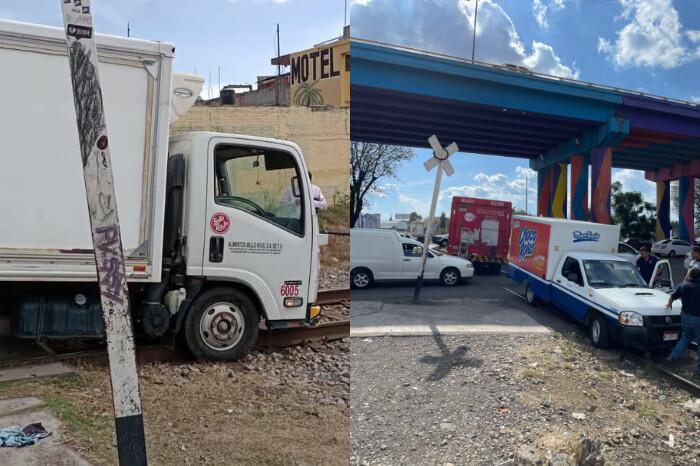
351 332 700 465
0 340 349 466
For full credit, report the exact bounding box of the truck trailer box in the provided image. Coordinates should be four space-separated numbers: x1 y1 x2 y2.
0 19 192 283
447 197 512 266
508 216 620 281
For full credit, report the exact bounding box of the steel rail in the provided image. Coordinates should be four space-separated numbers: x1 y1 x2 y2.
621 350 700 398
317 288 350 305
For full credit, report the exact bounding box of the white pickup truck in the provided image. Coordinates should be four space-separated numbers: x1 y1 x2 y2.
507 216 679 350
0 19 325 360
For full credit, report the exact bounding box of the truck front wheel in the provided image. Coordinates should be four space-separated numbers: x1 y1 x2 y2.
590 314 611 349
184 287 259 361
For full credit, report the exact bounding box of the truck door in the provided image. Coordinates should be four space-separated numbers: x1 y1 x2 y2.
552 256 589 321
649 259 674 292
204 140 313 321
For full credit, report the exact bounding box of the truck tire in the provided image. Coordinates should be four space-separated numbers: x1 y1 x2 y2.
525 283 540 307
440 267 461 286
184 287 259 361
590 313 611 349
351 268 374 289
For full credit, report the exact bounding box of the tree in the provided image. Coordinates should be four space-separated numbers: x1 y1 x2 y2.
293 81 324 106
439 211 447 234
512 206 528 215
409 212 422 221
350 142 415 227
611 181 656 238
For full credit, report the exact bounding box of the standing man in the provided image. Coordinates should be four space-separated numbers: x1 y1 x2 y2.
308 171 327 212
684 245 700 281
665 267 700 378
635 247 659 285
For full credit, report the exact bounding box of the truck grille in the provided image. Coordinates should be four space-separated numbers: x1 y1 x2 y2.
647 315 681 326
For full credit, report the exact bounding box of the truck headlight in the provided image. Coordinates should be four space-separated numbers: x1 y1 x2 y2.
618 311 643 327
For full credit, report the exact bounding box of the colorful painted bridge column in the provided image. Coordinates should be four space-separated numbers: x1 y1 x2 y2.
570 155 589 221
590 147 612 224
537 166 552 217
656 181 671 241
550 163 567 218
679 177 695 244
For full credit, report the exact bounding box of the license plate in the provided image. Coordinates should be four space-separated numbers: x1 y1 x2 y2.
663 331 679 341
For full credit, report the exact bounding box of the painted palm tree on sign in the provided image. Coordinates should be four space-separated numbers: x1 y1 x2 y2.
293 81 324 106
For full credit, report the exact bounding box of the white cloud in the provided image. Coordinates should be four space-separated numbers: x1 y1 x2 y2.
351 0 579 79
598 0 699 69
691 96 700 103
532 0 568 29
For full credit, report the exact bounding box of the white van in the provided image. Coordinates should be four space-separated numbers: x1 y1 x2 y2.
350 229 474 289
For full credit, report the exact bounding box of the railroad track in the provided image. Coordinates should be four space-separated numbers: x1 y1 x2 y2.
317 288 350 305
621 349 700 397
0 289 350 369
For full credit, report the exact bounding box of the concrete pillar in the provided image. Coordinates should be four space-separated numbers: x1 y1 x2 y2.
679 176 695 243
656 180 670 241
590 147 612 224
537 166 552 217
570 155 589 221
550 162 567 218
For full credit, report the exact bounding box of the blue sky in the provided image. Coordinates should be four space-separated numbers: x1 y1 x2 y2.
352 0 700 221
1 0 347 98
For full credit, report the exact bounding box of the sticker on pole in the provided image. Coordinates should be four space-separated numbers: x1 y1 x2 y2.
210 213 231 234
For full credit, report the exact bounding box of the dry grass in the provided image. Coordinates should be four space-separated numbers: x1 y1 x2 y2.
0 360 349 466
319 197 349 272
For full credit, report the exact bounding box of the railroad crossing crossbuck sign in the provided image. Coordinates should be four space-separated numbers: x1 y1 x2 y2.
414 135 459 300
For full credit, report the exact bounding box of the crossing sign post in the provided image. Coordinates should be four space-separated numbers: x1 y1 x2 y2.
413 135 458 300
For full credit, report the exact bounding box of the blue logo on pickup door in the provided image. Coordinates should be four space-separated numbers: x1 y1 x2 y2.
572 231 601 243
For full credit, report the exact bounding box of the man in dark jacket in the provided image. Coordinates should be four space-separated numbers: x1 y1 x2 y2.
666 267 700 377
636 247 658 284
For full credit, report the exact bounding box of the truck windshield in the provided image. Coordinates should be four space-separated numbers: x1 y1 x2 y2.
582 260 647 288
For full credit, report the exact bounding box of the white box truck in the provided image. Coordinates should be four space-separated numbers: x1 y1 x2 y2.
507 216 680 350
0 20 325 360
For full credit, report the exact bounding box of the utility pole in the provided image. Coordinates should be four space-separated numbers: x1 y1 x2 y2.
276 23 281 106
413 136 458 301
59 1 147 464
471 0 478 61
127 22 130 37
525 175 528 215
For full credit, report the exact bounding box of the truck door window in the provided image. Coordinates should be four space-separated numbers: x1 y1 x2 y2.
403 243 423 257
561 257 583 286
214 145 304 236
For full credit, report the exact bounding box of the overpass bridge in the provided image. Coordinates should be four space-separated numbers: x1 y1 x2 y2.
351 39 700 243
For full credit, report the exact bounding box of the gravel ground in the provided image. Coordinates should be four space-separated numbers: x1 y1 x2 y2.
351 332 700 465
320 269 350 290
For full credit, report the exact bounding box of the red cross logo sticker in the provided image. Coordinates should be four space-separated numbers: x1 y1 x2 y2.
210 212 230 234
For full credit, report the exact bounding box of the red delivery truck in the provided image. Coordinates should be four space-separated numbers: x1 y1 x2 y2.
447 197 512 273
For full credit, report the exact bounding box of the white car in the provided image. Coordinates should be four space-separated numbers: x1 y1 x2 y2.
350 229 474 289
651 239 692 258
616 242 640 264
684 252 692 268
433 234 449 247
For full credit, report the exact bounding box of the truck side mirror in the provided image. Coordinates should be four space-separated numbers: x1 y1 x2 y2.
291 176 300 197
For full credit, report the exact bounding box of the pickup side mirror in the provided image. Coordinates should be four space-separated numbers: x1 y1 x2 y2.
567 272 579 283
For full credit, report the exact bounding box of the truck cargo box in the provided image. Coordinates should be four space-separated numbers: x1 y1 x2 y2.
447 197 512 264
508 216 620 281
0 19 176 283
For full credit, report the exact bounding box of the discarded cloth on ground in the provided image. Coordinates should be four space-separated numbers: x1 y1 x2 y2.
0 423 51 447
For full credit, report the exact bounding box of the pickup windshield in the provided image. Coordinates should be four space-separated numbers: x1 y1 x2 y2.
582 260 648 288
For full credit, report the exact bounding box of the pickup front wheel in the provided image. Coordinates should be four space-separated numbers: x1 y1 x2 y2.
589 313 611 349
185 287 259 361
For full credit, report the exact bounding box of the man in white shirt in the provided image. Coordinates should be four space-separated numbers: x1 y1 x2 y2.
282 171 327 212
685 245 700 281
308 171 327 211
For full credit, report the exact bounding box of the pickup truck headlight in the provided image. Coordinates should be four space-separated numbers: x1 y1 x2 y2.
618 311 643 327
